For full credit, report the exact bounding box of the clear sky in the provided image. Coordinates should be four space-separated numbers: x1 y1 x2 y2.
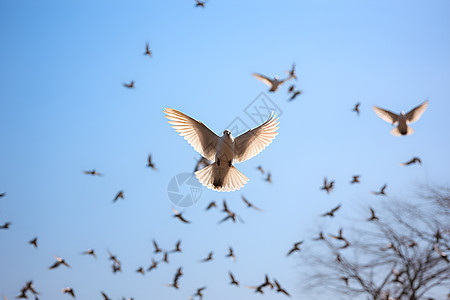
0 0 449 299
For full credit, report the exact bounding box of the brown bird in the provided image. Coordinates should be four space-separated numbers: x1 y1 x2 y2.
340 276 349 286
252 73 292 92
172 207 191 224
287 85 295 93
29 237 38 248
257 165 265 174
171 240 182 253
219 200 244 224
434 245 449 263
107 250 120 266
82 169 102 176
165 267 183 289
152 240 162 253
274 279 290 297
101 292 112 300
329 228 345 241
367 207 379 221
336 254 342 262
261 274 274 289
193 287 206 300
147 258 158 272
265 172 272 183
0 222 11 229
229 272 239 286
195 0 206 7
372 184 387 196
289 90 302 102
62 287 75 298
0 192 5 197
147 154 157 170
400 157 422 166
123 81 134 88
352 102 360 115
241 195 263 211
81 248 96 258
162 251 169 264
113 191 124 202
200 252 213 262
287 241 303 256
144 43 152 57
321 204 341 217
408 240 417 248
112 263 121 273
287 63 297 80
321 177 334 193
350 175 360 184
136 267 145 275
225 247 236 261
313 232 325 241
49 255 70 269
205 201 217 210
194 157 210 173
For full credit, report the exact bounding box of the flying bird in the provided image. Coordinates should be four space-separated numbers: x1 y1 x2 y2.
288 90 302 102
287 241 303 256
321 178 334 193
286 63 297 80
147 155 158 170
367 207 379 221
49 255 70 269
434 245 449 263
372 184 387 196
352 102 360 115
252 73 291 92
82 248 96 258
205 201 217 210
195 0 206 7
373 99 429 136
162 251 169 264
29 237 38 248
123 81 134 89
400 157 422 166
62 287 75 298
265 172 273 184
0 222 11 229
274 279 290 297
172 207 191 223
225 247 236 261
193 287 206 299
241 195 263 211
257 165 265 174
83 169 102 176
171 240 182 253
321 204 341 217
200 252 214 262
313 232 325 241
287 85 295 93
147 258 158 272
113 191 124 202
144 43 152 57
101 292 112 300
229 272 239 286
136 267 145 275
153 240 162 253
164 108 279 192
0 193 5 197
350 175 360 184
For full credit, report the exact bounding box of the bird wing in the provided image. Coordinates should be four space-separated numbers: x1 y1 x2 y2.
251 73 273 87
373 106 399 124
164 108 219 161
405 99 428 124
233 112 279 164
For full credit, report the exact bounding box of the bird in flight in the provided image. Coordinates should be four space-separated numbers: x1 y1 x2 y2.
257 165 265 174
287 241 303 256
372 184 387 196
200 252 214 262
0 222 11 229
367 207 379 221
82 248 96 258
29 237 38 248
192 287 206 300
152 240 162 253
225 247 236 261
321 204 341 217
144 43 152 57
113 191 124 203
229 272 240 286
373 99 429 136
147 154 158 170
252 73 292 92
0 192 5 197
136 267 145 275
274 279 290 297
171 240 182 253
288 90 302 102
321 178 334 193
265 172 273 184
62 287 75 298
241 195 263 211
205 201 217 210
83 169 102 176
172 207 191 223
400 157 422 166
147 258 158 272
49 255 70 269
123 81 134 89
350 175 360 184
286 63 297 80
101 291 112 300
164 108 279 192
352 102 360 115
195 0 206 7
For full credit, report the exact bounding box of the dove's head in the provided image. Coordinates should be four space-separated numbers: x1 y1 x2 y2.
223 129 231 136
275 75 279 80
400 110 405 116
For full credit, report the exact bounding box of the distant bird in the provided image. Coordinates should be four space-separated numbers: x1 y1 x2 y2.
16 281 39 299
162 251 169 264
205 201 217 210
193 287 206 300
340 276 349 286
408 240 417 248
252 73 291 92
321 204 341 217
0 222 11 229
165 267 183 289
336 254 342 262
0 193 5 197
49 255 70 269
229 272 239 286
113 191 124 202
107 250 120 265
225 247 236 261
372 184 387 196
352 102 360 115
350 175 360 184
286 63 297 80
320 178 334 194
194 157 210 173
171 240 182 253
200 252 213 262
172 207 191 224
219 200 244 224
101 292 112 300
313 232 325 241
261 274 274 289
82 248 96 258
241 195 263 211
147 258 158 272
144 43 152 57
400 157 422 166
288 90 302 101
434 245 449 263
367 207 379 221
136 267 145 275
164 108 279 192
329 228 345 241
123 81 134 89
257 165 265 174
62 287 75 298
147 154 158 170
29 237 38 248
83 169 102 176
287 85 295 93
195 0 206 7
112 263 121 273
274 279 290 297
265 172 272 184
153 240 162 253
287 241 303 256
373 99 429 136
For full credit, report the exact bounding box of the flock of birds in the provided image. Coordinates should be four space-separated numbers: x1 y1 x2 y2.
1 1 441 299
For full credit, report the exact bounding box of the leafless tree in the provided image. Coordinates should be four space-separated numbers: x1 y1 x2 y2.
300 185 450 300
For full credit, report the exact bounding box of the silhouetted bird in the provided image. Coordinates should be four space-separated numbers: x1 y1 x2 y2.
147 258 158 272
49 255 70 269
205 201 217 210
113 191 124 202
172 207 191 223
352 102 360 115
313 232 325 241
136 267 145 275
372 184 387 196
350 175 360 184
289 90 302 101
252 73 292 92
83 169 102 176
82 248 96 258
340 276 349 286
144 43 152 57
241 195 263 211
265 172 272 184
321 178 334 193
287 85 295 93
152 240 162 253
165 267 183 289
101 291 112 300
195 0 206 7
123 81 134 89
229 272 239 286
257 165 265 174
0 222 11 229
29 237 38 248
200 252 213 262
225 247 236 261
193 287 206 300
147 154 157 170
287 63 297 80
287 241 303 256
367 207 379 221
0 193 5 197
62 287 75 298
373 99 429 136
163 251 169 264
321 204 341 217
172 240 182 253
400 157 422 166
274 279 290 297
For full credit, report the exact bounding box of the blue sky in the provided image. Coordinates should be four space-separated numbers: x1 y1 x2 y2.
0 0 449 299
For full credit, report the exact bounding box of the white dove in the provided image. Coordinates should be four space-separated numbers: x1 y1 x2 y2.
252 73 291 92
164 108 279 192
372 99 429 136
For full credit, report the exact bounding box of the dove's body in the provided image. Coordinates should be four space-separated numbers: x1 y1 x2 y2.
212 133 235 187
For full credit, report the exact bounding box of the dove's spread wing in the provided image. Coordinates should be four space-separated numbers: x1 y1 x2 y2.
405 100 428 124
164 108 219 161
233 112 279 164
252 73 273 87
373 106 399 124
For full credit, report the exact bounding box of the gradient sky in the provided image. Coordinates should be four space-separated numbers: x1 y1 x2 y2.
0 0 449 299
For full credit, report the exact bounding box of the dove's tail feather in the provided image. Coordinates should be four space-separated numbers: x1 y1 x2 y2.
195 163 248 192
390 126 414 136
